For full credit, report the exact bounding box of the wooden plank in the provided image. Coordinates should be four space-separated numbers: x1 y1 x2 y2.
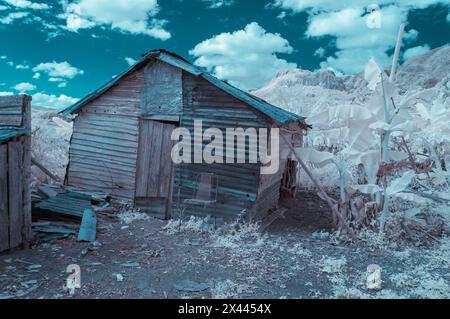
0 115 22 126
0 144 9 251
0 106 23 115
77 209 97 242
8 141 23 249
72 132 138 148
0 95 23 108
148 121 163 197
135 120 153 197
159 123 175 197
21 97 31 246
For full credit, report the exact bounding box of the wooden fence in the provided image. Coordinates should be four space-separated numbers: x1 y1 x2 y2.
0 95 31 252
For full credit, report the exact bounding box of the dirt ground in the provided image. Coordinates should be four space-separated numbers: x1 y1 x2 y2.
0 193 449 299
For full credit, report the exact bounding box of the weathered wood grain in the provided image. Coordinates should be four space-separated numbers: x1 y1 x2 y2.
0 144 9 251
8 141 23 249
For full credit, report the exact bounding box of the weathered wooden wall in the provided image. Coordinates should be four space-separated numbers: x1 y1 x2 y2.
175 72 274 220
65 58 303 221
66 70 144 200
0 96 25 126
135 119 176 218
141 60 183 117
0 95 31 252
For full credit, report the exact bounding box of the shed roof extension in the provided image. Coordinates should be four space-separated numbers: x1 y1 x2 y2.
0 127 28 142
61 49 305 125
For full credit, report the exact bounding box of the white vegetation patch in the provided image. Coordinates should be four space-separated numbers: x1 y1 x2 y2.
287 243 312 258
163 216 212 235
118 208 149 225
211 221 264 249
210 279 252 299
319 256 347 274
31 107 73 186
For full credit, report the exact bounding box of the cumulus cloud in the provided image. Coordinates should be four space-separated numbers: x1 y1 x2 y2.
272 0 449 74
403 44 431 60
13 82 36 92
190 22 296 89
314 47 326 58
31 92 79 109
59 0 171 40
2 0 49 10
0 11 29 24
202 0 235 9
32 61 84 80
125 57 137 66
15 63 29 69
272 0 448 13
0 91 13 96
0 5 8 11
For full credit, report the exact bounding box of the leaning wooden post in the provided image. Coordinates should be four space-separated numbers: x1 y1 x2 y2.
389 23 405 83
22 95 32 248
280 133 355 237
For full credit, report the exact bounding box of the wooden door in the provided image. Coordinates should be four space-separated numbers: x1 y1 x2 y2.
135 120 176 218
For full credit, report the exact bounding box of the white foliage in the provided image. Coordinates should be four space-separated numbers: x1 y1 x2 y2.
294 147 335 167
364 58 383 91
386 171 415 196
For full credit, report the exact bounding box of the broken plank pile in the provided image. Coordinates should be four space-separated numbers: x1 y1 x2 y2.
31 185 112 244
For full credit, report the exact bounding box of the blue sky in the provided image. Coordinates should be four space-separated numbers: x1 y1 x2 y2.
0 0 449 109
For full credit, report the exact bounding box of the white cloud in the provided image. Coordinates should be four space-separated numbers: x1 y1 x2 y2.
31 93 79 109
0 11 29 25
48 77 65 82
13 82 36 92
272 0 449 74
403 44 431 60
314 47 326 58
190 22 297 89
15 63 29 69
125 57 137 66
272 0 448 12
33 72 41 79
447 12 450 22
0 91 13 96
0 56 6 59
0 5 8 11
277 11 287 19
32 61 84 79
59 0 171 40
3 0 49 10
202 0 235 9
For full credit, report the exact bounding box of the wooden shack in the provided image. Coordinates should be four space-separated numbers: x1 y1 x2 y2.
0 95 32 252
62 50 307 221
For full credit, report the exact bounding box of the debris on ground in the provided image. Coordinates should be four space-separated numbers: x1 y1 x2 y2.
175 280 210 293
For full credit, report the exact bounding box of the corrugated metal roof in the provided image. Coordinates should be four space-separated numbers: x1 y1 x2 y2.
0 127 28 142
62 49 305 124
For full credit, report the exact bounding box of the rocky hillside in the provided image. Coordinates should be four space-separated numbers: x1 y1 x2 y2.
252 46 450 118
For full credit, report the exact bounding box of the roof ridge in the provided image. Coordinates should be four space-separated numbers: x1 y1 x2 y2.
62 49 306 124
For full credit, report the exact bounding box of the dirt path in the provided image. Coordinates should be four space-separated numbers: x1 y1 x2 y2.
0 200 449 299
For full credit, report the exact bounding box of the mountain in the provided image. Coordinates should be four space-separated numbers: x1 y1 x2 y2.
252 45 450 118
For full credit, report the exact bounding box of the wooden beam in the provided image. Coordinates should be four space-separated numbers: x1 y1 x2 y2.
0 144 9 252
32 156 62 182
280 133 355 237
